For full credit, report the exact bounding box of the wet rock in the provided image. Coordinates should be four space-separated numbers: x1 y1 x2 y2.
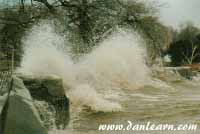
17 74 70 130
0 94 7 114
42 75 65 97
0 93 8 133
0 74 70 133
3 76 48 134
18 74 66 97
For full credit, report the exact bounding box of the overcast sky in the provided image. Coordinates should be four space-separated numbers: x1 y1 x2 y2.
155 0 200 28
0 0 200 28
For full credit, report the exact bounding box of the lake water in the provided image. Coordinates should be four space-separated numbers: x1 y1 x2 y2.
49 79 200 134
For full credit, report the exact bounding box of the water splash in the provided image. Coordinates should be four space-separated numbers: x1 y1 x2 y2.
69 84 122 112
18 22 151 112
18 22 76 88
77 31 151 91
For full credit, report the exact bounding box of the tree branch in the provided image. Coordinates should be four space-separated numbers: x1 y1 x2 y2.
57 0 78 8
33 0 55 13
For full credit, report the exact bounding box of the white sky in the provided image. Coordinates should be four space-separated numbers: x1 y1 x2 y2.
155 0 200 28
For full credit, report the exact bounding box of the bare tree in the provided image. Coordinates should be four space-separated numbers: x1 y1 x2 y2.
182 41 200 65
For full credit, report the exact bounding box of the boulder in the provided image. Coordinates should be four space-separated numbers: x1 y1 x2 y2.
3 76 48 134
0 72 12 133
0 74 70 132
0 93 8 133
18 74 66 97
17 74 70 130
0 94 8 114
42 75 65 97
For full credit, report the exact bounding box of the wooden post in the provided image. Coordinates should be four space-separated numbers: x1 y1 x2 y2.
11 47 14 75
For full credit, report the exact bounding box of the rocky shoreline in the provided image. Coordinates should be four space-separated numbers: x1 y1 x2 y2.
0 75 69 134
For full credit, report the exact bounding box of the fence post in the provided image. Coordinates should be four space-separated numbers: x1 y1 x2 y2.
11 47 14 75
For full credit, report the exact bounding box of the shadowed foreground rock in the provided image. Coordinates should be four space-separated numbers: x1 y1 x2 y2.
18 74 70 130
2 76 48 134
0 75 69 134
